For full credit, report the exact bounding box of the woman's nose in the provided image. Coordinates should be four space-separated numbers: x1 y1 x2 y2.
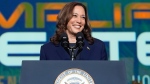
76 17 81 23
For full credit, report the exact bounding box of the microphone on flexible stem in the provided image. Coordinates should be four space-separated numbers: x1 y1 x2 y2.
60 32 70 55
60 32 84 60
76 32 84 49
60 32 76 61
74 32 84 59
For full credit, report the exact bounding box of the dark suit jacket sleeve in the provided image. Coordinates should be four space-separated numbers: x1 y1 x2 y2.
40 45 46 60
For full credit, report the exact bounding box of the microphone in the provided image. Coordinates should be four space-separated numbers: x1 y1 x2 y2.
74 32 84 59
60 32 84 60
60 32 70 56
60 32 69 48
76 32 84 49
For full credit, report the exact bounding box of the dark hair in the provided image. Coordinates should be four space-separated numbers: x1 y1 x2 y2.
50 2 94 45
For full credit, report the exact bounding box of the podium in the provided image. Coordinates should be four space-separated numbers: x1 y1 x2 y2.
20 61 127 84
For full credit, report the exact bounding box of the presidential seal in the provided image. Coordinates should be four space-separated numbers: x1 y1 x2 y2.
54 68 95 84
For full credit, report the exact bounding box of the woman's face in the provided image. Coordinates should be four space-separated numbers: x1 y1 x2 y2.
66 5 85 36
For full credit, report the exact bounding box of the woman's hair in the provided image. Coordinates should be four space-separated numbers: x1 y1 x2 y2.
50 2 94 45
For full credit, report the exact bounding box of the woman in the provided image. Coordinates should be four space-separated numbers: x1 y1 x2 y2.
40 2 108 60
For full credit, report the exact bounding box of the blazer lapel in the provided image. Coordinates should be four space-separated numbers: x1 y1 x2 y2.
79 40 93 60
56 44 71 60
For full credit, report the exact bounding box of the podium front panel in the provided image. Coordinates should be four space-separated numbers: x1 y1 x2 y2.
20 61 127 84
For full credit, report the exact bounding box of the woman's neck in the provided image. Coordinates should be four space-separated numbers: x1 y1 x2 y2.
66 31 76 43
68 34 76 43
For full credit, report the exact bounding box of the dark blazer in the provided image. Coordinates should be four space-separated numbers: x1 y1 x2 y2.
40 38 108 60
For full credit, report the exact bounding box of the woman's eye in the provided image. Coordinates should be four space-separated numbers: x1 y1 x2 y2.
81 16 85 19
73 14 77 17
82 16 85 18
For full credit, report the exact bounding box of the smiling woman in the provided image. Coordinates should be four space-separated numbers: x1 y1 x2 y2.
66 5 85 43
51 2 93 45
40 2 108 60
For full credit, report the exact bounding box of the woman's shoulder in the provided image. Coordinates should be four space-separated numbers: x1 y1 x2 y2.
93 38 105 44
88 38 106 53
41 42 58 48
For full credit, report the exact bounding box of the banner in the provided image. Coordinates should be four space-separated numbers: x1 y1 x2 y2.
0 0 150 84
